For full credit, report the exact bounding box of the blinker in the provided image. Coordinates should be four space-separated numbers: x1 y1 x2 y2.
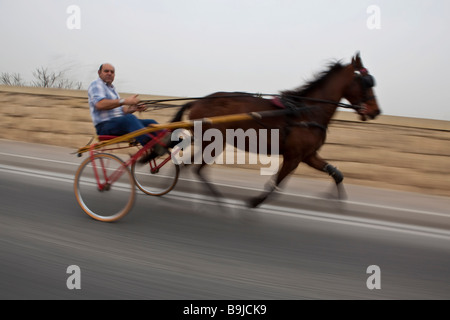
362 74 376 88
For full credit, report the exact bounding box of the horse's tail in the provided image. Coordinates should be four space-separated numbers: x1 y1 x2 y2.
171 101 194 122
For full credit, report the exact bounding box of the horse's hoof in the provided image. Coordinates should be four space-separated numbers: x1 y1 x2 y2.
338 193 348 201
337 184 348 200
248 198 262 208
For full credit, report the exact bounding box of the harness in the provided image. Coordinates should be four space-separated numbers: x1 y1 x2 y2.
270 96 328 133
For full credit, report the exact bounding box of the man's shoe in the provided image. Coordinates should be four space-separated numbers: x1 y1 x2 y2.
138 133 171 164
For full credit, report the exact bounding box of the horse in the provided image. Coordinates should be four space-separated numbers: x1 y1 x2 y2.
171 52 381 208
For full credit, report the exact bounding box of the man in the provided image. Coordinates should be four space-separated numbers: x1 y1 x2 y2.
88 63 169 161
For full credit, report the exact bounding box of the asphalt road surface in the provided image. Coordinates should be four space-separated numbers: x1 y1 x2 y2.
1 139 449 300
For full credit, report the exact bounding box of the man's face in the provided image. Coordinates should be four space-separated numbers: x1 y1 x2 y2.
99 64 115 85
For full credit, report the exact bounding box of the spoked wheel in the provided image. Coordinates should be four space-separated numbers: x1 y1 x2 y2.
74 153 135 222
131 153 180 196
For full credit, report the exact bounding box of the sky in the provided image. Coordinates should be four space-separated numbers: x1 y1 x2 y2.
1 0 449 121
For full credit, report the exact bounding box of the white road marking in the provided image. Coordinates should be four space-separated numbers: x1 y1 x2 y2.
1 151 450 241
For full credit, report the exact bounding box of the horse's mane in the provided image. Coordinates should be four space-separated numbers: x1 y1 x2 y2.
281 61 345 97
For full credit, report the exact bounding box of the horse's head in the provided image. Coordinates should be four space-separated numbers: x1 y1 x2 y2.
343 52 381 121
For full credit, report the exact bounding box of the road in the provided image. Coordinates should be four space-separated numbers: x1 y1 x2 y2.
0 139 449 300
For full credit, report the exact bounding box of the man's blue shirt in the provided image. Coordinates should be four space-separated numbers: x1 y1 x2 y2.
88 78 124 126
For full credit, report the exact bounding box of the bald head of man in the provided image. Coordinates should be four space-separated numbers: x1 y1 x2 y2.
98 63 115 85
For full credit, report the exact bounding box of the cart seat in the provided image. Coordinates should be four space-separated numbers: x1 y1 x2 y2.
97 135 120 141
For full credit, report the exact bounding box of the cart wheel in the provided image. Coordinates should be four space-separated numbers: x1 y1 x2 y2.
74 153 135 222
131 153 179 196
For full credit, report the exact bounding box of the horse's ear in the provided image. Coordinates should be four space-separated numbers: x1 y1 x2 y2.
352 51 363 69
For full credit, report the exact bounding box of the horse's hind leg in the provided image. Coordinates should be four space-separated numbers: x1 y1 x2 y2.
304 153 347 200
195 162 223 200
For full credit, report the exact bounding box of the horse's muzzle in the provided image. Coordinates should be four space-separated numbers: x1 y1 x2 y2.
358 103 381 121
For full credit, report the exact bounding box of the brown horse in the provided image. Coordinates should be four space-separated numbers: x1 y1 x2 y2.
171 52 381 207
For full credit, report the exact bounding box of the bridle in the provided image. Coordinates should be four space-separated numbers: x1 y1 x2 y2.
286 70 377 111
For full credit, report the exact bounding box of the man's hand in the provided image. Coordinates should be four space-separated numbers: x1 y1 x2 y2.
125 104 148 114
124 94 140 106
123 95 149 114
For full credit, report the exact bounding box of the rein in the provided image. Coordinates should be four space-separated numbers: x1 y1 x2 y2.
138 93 364 111
281 96 365 111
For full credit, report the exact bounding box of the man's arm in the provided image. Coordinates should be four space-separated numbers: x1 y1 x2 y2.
96 94 140 111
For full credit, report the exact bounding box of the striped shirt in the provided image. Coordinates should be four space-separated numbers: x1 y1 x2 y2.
88 78 124 126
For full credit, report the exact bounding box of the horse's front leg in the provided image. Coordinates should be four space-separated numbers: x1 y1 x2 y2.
249 156 300 208
248 177 278 208
304 153 347 200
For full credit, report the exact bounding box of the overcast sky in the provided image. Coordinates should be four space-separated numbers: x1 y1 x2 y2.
1 0 449 121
